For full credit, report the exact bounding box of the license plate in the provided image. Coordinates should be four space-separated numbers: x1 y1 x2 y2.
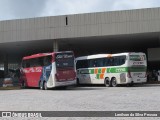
137 79 140 81
134 73 142 76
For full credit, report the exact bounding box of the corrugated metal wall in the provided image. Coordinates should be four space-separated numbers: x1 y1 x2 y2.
0 8 160 43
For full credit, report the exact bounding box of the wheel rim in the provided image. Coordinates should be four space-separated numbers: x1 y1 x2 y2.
112 78 117 86
105 78 109 86
106 80 109 85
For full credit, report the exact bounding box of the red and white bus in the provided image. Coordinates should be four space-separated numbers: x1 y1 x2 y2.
20 51 76 90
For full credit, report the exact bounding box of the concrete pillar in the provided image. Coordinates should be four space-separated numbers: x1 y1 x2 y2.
53 40 59 52
4 54 8 77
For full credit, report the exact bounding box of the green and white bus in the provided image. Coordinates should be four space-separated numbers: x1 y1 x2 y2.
75 52 147 87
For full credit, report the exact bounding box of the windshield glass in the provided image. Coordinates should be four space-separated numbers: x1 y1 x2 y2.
55 53 74 68
129 55 147 67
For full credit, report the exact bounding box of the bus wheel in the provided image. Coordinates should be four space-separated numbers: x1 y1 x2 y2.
40 81 44 90
111 78 118 87
44 82 48 90
104 78 111 87
128 83 134 87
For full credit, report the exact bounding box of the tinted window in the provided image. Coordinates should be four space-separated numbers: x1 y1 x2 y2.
43 56 52 66
113 56 126 66
22 60 31 68
76 55 126 69
96 58 105 67
76 60 88 69
88 59 97 68
22 55 52 68
30 58 41 67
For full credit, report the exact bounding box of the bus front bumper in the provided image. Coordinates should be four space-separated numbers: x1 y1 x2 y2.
126 77 147 84
55 80 76 87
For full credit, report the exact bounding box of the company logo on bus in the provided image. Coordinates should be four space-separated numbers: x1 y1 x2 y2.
56 54 73 59
23 67 42 73
116 68 126 73
133 61 144 65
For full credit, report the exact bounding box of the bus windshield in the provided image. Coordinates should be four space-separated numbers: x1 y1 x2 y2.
129 55 147 68
55 53 74 68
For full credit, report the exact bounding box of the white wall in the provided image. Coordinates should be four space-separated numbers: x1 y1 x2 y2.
0 8 160 43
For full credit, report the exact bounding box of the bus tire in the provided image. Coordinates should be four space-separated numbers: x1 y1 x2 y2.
111 77 118 87
40 81 44 90
104 77 111 87
128 83 134 87
44 82 48 90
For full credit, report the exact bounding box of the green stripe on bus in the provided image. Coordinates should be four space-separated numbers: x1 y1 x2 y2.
78 67 147 74
107 67 128 73
98 69 101 74
90 69 94 74
129 67 147 72
96 74 100 79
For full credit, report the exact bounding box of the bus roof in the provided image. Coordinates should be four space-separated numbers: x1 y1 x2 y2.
23 51 73 60
76 52 145 60
23 53 53 60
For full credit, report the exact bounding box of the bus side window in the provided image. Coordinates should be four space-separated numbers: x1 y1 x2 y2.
88 59 96 68
97 58 104 67
119 56 126 65
120 58 125 65
38 57 44 66
43 56 52 66
104 58 110 66
26 62 30 68
109 58 114 66
113 57 118 66
76 61 80 69
83 60 88 68
31 58 39 67
93 60 97 67
76 60 88 69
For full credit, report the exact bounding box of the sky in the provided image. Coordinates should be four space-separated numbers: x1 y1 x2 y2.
0 0 160 20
